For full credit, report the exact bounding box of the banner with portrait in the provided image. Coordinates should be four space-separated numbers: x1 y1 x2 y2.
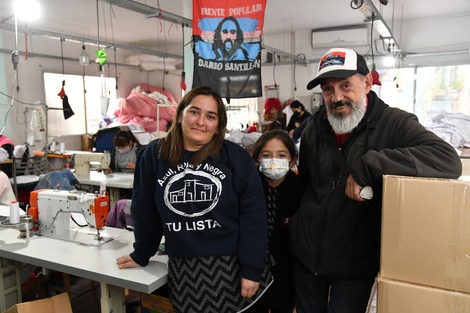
192 0 266 99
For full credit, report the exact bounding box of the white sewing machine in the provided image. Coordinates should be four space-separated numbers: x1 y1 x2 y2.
30 189 114 245
73 152 111 175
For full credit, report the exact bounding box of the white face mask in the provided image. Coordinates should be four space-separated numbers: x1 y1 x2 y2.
117 146 131 154
259 158 290 180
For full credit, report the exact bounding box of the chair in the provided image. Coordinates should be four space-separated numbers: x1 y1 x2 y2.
106 199 134 230
11 154 47 205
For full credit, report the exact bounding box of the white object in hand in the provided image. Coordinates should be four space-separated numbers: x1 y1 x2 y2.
9 200 20 224
360 186 373 200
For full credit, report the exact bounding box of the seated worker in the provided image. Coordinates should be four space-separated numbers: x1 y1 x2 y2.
109 130 145 173
0 168 16 205
0 135 14 177
286 100 311 136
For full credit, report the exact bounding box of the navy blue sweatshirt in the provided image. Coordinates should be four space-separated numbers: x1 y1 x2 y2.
130 139 268 281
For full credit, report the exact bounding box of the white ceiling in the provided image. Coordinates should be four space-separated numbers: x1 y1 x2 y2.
1 0 469 64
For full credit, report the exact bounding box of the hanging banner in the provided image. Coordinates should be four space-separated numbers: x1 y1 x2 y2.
192 0 266 99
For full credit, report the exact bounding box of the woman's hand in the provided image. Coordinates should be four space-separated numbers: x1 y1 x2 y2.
240 278 260 298
126 162 136 169
116 255 140 269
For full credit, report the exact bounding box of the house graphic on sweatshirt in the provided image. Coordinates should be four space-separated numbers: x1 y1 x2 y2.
164 168 223 217
169 179 215 203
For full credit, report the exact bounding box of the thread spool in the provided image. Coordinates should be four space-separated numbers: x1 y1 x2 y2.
9 200 20 224
59 142 65 154
50 141 56 152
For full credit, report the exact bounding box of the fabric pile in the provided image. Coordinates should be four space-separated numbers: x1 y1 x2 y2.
425 111 470 147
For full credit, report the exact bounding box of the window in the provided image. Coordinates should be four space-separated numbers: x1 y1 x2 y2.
224 97 259 131
43 72 117 136
376 64 470 124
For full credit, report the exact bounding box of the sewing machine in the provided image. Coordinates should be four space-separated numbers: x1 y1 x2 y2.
73 152 111 175
29 189 114 245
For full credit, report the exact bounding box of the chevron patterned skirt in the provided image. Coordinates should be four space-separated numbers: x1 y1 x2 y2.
168 254 272 313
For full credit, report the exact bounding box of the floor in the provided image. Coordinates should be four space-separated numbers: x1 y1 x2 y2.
67 277 378 313
45 275 141 313
68 278 102 313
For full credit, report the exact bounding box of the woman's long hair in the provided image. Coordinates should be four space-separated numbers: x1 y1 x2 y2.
159 86 228 167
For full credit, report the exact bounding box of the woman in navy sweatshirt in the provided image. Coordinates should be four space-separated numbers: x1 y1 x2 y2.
117 86 271 313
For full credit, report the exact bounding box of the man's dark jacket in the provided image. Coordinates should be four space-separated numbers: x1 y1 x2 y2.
290 91 462 279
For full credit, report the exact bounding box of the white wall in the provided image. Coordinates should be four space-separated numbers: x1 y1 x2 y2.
0 30 182 151
1 13 469 151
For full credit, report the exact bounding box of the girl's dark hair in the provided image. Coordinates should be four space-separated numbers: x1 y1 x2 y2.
113 130 140 147
289 100 305 111
159 86 228 167
251 130 298 162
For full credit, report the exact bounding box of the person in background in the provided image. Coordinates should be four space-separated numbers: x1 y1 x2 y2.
116 86 271 313
249 130 303 313
290 47 462 313
286 101 311 136
0 135 14 177
109 130 144 173
0 168 15 205
292 115 312 144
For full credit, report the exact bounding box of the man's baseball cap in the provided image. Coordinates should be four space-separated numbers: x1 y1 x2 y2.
307 48 369 90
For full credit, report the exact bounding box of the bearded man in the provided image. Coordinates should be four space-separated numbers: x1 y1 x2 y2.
289 48 462 313
212 16 249 61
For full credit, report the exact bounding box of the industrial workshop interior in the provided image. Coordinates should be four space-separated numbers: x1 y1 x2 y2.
0 0 469 312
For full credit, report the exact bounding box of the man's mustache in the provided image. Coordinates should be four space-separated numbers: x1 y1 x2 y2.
331 101 352 109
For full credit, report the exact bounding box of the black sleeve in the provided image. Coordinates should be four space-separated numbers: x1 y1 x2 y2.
286 112 300 132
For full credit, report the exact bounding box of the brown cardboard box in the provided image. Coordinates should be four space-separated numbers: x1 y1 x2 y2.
461 158 470 176
378 278 470 313
3 292 72 313
140 293 175 313
380 175 470 293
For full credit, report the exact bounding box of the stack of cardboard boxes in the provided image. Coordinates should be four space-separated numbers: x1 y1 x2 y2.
378 159 470 312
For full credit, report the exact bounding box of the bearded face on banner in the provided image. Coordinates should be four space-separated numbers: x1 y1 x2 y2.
192 0 266 99
212 16 249 61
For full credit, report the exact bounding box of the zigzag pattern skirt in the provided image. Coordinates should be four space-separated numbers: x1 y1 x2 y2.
168 254 272 313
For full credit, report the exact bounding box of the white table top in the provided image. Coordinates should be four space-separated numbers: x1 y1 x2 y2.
75 171 134 189
0 225 168 293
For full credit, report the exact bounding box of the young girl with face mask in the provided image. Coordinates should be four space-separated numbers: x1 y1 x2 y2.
250 130 305 313
109 130 145 173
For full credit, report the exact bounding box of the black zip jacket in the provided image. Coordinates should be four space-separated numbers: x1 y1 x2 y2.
289 91 462 279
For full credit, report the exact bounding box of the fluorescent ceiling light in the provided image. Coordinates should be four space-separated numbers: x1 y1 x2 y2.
14 0 41 21
357 0 400 50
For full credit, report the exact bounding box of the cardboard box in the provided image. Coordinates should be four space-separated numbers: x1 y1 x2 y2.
140 293 175 313
380 175 470 293
378 278 470 313
461 158 470 176
4 292 72 313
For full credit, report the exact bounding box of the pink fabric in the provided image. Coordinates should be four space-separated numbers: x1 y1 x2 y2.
139 83 178 104
0 136 13 146
114 86 177 133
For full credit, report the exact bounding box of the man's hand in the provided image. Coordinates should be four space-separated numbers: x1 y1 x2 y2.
345 174 366 202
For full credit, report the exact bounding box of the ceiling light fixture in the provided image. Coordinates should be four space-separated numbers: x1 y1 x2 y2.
357 0 400 51
79 45 90 66
14 0 41 21
382 54 395 67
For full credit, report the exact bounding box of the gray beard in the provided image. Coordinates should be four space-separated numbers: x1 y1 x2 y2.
326 96 367 135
